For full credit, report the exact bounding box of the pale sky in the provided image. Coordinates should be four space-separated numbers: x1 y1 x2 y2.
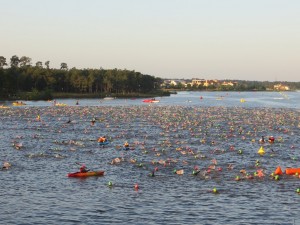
1 0 299 81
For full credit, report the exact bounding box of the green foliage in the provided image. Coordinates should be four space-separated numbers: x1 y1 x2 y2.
0 55 162 100
1 55 299 100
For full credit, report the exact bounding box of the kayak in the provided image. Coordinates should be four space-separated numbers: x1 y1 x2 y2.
143 99 160 103
98 140 109 146
285 168 300 175
12 102 26 106
0 105 10 109
68 170 105 177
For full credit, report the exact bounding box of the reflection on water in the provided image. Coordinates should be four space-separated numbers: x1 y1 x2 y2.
0 91 299 224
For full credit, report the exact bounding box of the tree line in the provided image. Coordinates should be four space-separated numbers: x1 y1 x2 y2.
0 55 163 100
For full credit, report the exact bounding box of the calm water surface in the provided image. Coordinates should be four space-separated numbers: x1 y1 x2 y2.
1 91 300 225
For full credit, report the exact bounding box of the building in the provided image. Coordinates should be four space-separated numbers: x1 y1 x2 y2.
274 84 290 91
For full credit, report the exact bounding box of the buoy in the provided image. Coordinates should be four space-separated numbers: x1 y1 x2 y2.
212 188 218 194
258 146 265 155
274 166 283 175
108 181 113 187
296 188 300 194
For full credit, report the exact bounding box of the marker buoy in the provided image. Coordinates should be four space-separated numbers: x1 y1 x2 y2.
258 146 265 155
212 188 218 194
274 166 283 175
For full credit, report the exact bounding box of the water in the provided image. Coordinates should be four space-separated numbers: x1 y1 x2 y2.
1 91 300 225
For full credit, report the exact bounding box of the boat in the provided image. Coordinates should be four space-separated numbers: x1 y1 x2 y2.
68 170 105 178
143 99 160 103
55 103 67 107
285 168 300 175
103 97 115 100
12 101 26 106
0 105 10 109
98 140 109 146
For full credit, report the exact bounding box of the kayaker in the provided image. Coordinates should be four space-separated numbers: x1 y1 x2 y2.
98 136 106 143
80 164 89 173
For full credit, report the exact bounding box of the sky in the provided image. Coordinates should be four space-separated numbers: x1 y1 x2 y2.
1 0 299 81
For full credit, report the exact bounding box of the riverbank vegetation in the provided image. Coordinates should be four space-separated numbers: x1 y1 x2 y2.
0 55 299 100
0 55 165 100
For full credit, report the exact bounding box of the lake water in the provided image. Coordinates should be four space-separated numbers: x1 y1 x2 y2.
1 91 300 225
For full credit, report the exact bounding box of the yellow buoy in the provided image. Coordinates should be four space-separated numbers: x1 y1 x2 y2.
258 146 265 155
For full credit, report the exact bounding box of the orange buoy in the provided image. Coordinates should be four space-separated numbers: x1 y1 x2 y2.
274 166 283 175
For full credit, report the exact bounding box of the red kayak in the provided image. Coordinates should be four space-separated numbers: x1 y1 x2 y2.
285 168 300 175
68 170 105 178
143 99 160 103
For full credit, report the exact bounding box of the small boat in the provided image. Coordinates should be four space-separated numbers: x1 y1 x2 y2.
12 101 26 106
68 170 105 178
55 103 68 106
98 140 109 146
0 105 10 109
285 168 300 175
103 97 115 100
143 99 160 103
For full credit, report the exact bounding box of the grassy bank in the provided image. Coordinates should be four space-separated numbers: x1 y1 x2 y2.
53 90 171 99
0 90 170 101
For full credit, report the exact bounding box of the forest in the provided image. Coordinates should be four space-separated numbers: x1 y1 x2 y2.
0 55 164 100
0 55 299 100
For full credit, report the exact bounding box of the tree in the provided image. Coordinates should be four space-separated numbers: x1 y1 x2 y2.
35 61 43 68
10 55 20 67
0 56 7 68
60 62 68 70
19 56 32 67
45 61 50 69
